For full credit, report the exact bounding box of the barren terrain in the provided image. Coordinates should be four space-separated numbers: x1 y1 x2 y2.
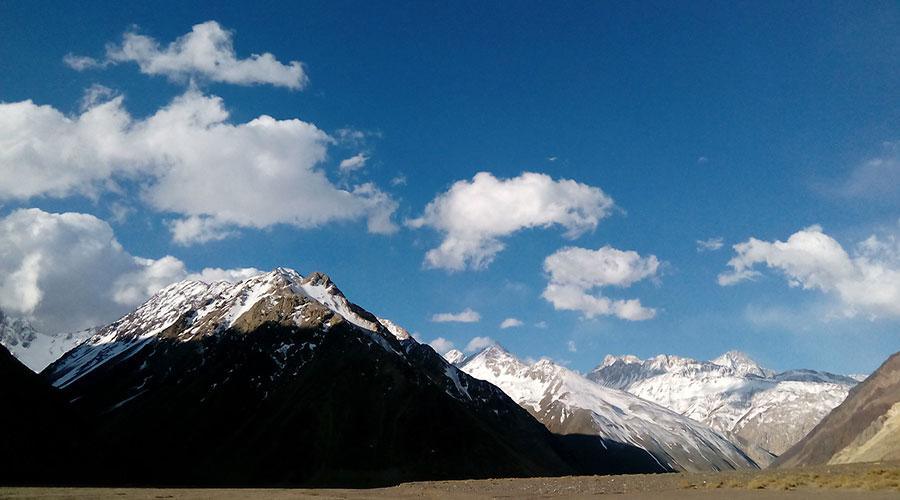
2 461 898 499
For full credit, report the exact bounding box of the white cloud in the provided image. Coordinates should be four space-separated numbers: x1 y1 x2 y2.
339 153 368 172
534 321 548 329
499 317 523 329
69 21 307 89
697 237 724 252
431 308 481 323
0 90 397 243
465 336 496 352
428 337 455 355
407 172 615 270
168 216 235 245
719 225 900 318
567 340 577 352
390 175 407 186
542 246 660 321
63 53 106 71
0 208 258 334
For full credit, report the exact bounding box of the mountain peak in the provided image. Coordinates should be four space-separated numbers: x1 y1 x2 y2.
599 354 643 368
301 270 334 288
712 350 771 378
443 349 466 365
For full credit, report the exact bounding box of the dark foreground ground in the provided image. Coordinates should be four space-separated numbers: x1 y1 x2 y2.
1 462 898 499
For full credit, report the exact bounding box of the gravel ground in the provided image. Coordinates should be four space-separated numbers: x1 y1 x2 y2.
2 461 898 499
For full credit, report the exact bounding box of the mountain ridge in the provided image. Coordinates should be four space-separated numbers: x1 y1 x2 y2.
455 345 758 473
39 268 605 486
775 351 900 468
588 351 857 465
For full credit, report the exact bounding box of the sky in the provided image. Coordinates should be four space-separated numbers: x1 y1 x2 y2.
0 0 898 375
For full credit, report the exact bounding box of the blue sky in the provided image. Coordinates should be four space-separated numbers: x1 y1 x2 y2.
1 1 898 374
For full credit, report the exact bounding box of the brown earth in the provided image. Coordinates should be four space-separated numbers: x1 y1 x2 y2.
776 351 900 468
2 461 898 499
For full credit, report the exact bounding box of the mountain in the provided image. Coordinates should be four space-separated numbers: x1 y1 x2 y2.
0 311 94 372
0 344 89 484
589 352 856 466
775 351 900 467
456 345 758 473
712 350 775 378
443 349 466 365
42 268 585 487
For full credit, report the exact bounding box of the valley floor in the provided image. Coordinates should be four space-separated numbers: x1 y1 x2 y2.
1 462 898 500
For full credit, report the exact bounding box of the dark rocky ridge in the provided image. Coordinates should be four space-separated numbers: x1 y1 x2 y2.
0 344 90 485
39 270 631 487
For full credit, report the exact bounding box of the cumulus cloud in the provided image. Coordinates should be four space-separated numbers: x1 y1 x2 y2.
339 153 368 172
719 225 900 318
465 336 496 352
407 172 615 270
0 90 397 243
0 208 258 334
567 340 577 352
431 308 481 323
68 21 307 89
542 246 660 321
499 317 523 329
428 337 455 355
697 237 724 252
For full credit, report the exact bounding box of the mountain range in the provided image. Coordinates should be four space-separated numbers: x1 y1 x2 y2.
588 351 858 466
0 266 886 487
0 311 93 372
35 269 586 486
455 345 757 472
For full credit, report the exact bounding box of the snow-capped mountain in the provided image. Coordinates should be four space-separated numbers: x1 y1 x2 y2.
456 345 757 472
0 310 93 372
443 349 466 365
712 350 774 378
589 352 856 465
43 268 595 486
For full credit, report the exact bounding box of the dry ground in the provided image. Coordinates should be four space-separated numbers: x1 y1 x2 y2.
2 461 898 499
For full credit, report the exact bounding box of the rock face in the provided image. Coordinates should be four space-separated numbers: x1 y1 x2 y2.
457 345 758 473
43 269 582 487
589 352 856 466
0 344 87 484
0 310 93 372
775 351 900 468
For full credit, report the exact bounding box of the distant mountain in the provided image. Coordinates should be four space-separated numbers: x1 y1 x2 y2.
43 269 586 487
0 311 93 372
589 352 855 466
443 349 466 365
775 351 900 468
456 345 757 473
712 350 775 378
0 344 88 484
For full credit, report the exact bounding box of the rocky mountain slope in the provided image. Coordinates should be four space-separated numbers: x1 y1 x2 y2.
456 345 757 473
775 351 900 467
0 344 90 484
42 269 594 486
588 351 857 466
0 310 94 372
